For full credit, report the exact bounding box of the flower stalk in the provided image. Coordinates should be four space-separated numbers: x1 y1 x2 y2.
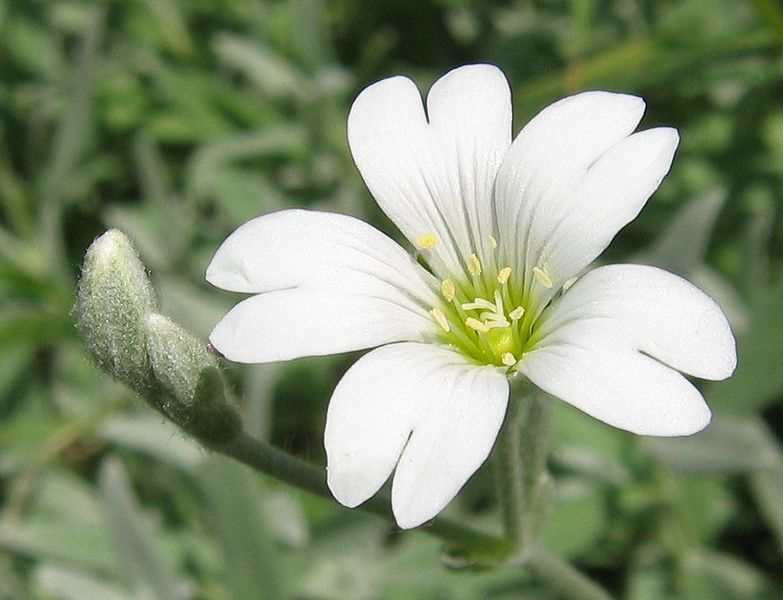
495 380 554 558
216 431 506 554
494 392 525 549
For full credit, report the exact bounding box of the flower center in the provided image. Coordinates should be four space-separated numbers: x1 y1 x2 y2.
423 236 551 368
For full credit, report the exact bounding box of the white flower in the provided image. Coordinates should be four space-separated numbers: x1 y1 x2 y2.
206 64 737 529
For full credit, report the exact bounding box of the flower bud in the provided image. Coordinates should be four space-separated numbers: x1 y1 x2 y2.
146 313 241 445
74 230 157 396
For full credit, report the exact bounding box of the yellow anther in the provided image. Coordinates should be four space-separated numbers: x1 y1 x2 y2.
416 234 439 249
533 266 553 289
488 235 498 250
430 308 450 332
441 279 456 302
501 352 517 367
509 306 525 321
497 267 512 284
467 253 482 277
465 317 490 333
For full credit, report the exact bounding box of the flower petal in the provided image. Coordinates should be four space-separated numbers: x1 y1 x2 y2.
348 64 511 275
426 65 512 264
325 343 458 508
325 343 509 528
529 264 737 380
390 355 509 529
206 209 436 307
495 92 677 304
519 264 737 436
519 341 711 436
541 129 680 288
210 290 435 363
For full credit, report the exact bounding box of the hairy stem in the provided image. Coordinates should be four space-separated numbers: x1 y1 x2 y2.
519 391 553 547
195 394 610 599
214 431 506 552
495 384 554 555
494 393 526 546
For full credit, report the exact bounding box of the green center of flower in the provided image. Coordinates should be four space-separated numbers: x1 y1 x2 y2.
419 235 554 368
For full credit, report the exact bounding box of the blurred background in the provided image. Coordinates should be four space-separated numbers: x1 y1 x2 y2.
1 0 783 597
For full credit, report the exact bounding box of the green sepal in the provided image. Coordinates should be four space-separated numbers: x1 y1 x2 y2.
145 313 241 445
189 367 242 445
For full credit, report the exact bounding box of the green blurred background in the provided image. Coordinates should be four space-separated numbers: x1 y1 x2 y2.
2 0 783 597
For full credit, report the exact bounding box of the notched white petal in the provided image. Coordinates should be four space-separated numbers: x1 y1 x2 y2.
206 209 436 305
532 264 737 380
325 344 435 508
348 64 512 272
520 342 711 437
390 360 509 528
520 264 735 437
209 290 435 363
325 343 509 528
539 128 680 289
495 90 659 295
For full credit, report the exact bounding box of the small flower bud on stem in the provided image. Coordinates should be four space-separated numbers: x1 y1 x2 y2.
74 229 240 446
74 230 158 396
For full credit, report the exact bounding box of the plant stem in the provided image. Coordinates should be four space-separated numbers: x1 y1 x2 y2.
519 391 553 547
494 392 525 547
215 417 613 597
494 384 553 555
215 431 506 552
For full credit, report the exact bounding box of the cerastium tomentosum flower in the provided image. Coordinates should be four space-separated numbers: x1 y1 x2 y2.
206 64 737 529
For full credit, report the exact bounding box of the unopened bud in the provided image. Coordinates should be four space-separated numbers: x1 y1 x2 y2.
146 313 241 445
74 230 157 395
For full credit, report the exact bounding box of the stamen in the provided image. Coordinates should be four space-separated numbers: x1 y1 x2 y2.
493 289 504 314
416 234 439 249
480 312 508 323
509 306 525 321
533 266 553 289
462 298 495 311
485 319 510 329
467 253 482 277
465 317 490 333
497 267 512 284
430 307 450 332
441 279 456 302
501 352 517 367
488 236 498 250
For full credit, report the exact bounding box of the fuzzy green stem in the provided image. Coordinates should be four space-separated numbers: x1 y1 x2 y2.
494 394 525 547
215 431 506 552
519 391 554 546
495 383 554 556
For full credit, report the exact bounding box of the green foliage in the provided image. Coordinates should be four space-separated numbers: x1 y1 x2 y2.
2 0 783 598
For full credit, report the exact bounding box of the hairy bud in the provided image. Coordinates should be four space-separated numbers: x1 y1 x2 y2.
74 230 157 395
75 230 241 446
